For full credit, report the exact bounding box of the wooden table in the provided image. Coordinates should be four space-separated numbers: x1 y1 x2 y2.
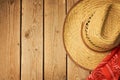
0 0 90 80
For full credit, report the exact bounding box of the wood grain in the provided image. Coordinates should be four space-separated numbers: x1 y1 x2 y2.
66 0 90 80
44 0 66 80
21 0 43 80
0 0 20 80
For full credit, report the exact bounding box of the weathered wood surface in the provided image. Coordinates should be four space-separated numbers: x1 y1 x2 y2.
44 0 66 80
0 0 90 80
21 0 43 80
0 0 20 80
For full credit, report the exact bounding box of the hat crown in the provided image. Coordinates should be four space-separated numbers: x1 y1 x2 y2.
82 3 120 52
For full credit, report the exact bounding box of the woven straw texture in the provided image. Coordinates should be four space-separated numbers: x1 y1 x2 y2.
63 0 120 70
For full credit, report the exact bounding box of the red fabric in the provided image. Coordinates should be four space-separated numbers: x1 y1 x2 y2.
87 45 120 80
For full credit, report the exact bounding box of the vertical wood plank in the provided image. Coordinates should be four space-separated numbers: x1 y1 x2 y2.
44 0 66 80
0 0 20 80
67 0 90 80
21 0 43 80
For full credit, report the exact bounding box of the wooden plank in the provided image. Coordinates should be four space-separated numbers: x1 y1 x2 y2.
67 0 90 80
44 0 66 80
21 0 43 80
0 0 20 80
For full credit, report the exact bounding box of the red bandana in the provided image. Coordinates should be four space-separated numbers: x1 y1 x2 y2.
87 45 120 80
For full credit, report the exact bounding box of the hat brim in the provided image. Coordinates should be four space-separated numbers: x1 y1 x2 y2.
63 0 111 70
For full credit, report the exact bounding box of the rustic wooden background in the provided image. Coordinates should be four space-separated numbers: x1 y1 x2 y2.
0 0 90 80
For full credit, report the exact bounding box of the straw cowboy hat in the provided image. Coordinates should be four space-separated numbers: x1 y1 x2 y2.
63 0 120 70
